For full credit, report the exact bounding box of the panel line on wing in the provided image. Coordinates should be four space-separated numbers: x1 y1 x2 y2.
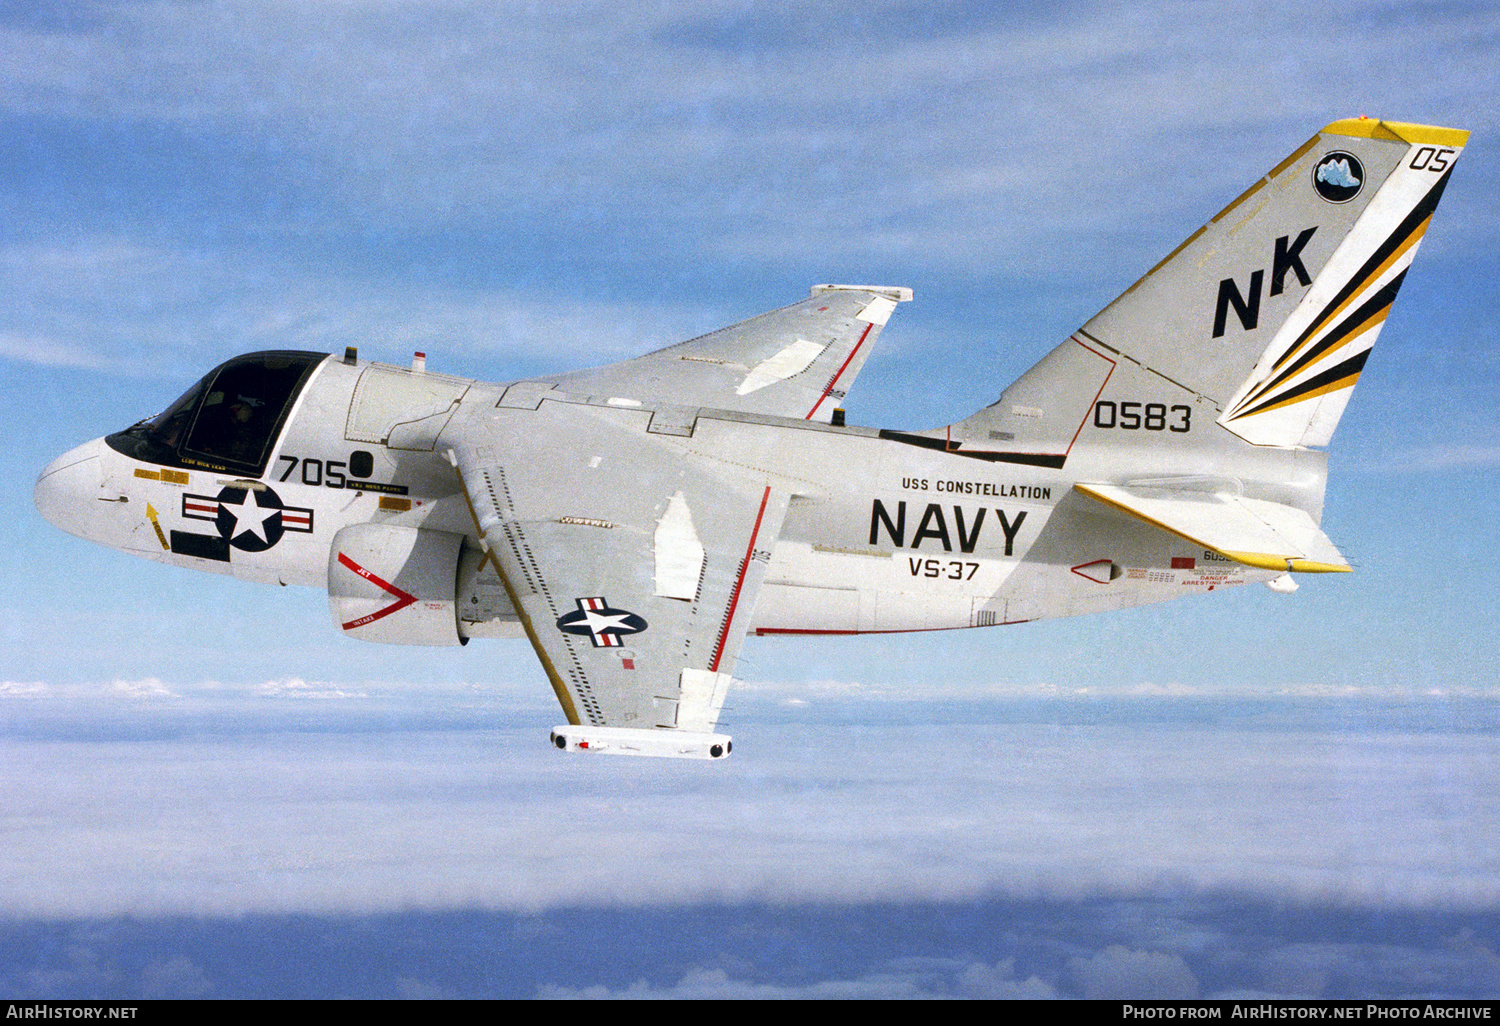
709 485 773 672
542 286 909 423
806 321 874 421
448 455 585 725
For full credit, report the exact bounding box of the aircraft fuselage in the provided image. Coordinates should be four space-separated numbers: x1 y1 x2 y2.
38 349 1314 644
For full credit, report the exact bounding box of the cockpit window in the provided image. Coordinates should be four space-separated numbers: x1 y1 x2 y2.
145 378 206 449
180 354 320 471
107 351 326 476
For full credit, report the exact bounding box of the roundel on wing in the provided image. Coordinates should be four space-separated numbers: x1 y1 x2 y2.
557 597 648 648
1312 151 1364 204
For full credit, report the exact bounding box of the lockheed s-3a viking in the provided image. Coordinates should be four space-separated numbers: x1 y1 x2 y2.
36 118 1467 759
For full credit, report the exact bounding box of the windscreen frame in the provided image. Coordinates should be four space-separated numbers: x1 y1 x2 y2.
105 351 328 477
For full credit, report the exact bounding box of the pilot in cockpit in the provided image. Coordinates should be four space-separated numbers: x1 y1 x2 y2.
195 390 265 462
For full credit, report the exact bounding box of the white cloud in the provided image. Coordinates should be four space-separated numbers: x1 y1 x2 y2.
139 955 214 999
1 708 1497 920
1069 945 1200 1000
958 959 1060 1000
0 331 115 371
734 671 1497 702
255 678 367 699
1348 444 1500 474
3 2 1495 273
109 677 177 699
536 959 1060 999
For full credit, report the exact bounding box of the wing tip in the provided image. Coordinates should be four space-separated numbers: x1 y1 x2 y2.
811 284 913 302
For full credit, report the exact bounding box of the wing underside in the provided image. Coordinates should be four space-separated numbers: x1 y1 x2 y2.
446 400 789 757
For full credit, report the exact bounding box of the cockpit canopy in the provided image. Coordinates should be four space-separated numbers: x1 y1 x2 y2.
107 351 326 477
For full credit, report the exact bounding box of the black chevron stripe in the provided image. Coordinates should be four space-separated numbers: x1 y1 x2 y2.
1236 269 1406 412
1254 165 1454 386
1234 348 1372 419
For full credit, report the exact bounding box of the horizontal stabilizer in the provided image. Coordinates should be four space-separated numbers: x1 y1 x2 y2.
1074 482 1351 573
550 726 732 760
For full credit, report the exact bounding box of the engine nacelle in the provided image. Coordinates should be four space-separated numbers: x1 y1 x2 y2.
328 523 464 646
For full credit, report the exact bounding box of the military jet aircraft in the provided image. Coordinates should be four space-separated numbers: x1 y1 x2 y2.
36 118 1466 759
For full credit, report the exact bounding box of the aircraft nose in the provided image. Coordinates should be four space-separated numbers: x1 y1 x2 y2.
35 438 107 539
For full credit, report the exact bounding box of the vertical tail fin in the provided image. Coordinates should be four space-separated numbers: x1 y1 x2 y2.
1216 120 1466 446
923 119 1466 466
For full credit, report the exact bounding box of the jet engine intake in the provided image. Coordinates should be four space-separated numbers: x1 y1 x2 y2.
327 523 465 646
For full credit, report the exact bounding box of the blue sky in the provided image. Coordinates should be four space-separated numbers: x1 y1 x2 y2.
3 0 1500 1000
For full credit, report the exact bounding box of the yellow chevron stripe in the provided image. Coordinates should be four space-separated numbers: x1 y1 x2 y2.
1241 366 1364 417
1269 214 1430 374
1239 302 1391 409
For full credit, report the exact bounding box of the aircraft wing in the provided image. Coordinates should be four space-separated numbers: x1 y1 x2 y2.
544 285 911 422
1074 481 1351 573
446 402 789 758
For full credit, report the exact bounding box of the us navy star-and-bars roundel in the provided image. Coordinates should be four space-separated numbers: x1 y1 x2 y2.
181 483 314 552
556 597 648 648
